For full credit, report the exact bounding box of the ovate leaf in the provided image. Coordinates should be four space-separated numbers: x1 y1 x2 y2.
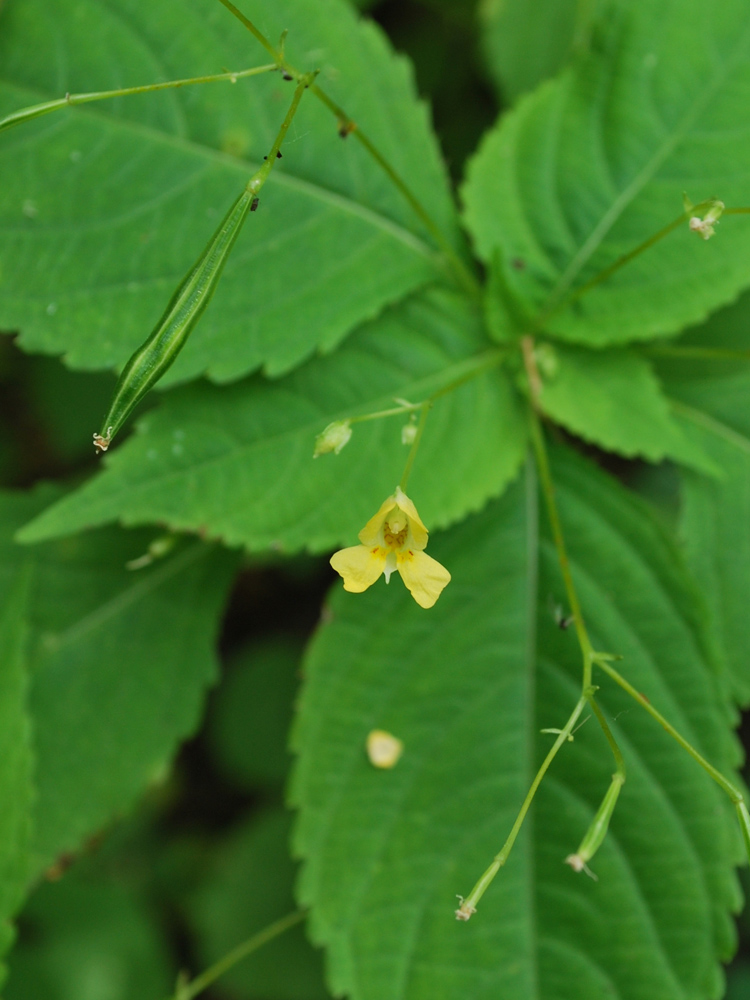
18 291 526 551
291 449 739 999
655 290 750 704
0 487 238 871
0 570 34 989
462 0 750 348
0 0 463 382
479 0 596 102
535 342 715 469
5 872 172 1000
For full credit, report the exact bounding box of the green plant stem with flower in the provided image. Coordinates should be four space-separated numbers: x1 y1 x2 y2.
456 350 750 919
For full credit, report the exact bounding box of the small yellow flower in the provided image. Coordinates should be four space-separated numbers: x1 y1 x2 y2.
330 487 450 609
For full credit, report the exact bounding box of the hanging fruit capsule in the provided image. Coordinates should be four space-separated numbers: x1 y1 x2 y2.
93 76 312 453
93 187 254 452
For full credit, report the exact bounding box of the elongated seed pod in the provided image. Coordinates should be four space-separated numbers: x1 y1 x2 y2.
94 187 254 451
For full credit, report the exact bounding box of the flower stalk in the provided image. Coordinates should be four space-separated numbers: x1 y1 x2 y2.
214 0 480 297
0 64 277 134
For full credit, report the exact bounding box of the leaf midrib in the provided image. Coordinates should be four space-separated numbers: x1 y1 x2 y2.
546 12 750 307
35 540 210 653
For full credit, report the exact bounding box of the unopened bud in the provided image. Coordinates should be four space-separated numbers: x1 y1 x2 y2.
401 419 418 446
126 534 177 570
313 420 352 457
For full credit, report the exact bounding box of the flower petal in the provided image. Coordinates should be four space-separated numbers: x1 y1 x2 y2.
358 495 397 546
330 544 385 593
397 550 451 608
394 487 428 549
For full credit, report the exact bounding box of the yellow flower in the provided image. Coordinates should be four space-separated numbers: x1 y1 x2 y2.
330 487 450 609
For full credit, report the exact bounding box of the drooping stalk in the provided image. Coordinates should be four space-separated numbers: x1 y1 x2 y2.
214 0 480 298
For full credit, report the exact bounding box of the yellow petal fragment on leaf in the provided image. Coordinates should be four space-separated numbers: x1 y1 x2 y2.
330 544 385 593
397 550 451 609
367 729 404 768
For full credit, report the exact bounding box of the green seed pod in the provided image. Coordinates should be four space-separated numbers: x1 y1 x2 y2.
565 772 624 876
94 186 254 451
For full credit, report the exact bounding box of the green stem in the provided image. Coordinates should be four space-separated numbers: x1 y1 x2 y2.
527 405 595 687
586 695 626 780
535 201 750 330
168 911 305 1000
643 345 750 362
214 0 479 297
349 402 423 425
456 693 589 919
245 74 314 196
344 346 504 431
399 402 431 492
593 654 745 804
0 65 277 134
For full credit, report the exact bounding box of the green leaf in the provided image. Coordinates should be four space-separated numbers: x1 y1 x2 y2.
535 342 716 469
655 290 750 705
478 0 597 102
0 486 239 871
17 290 526 551
0 0 463 382
206 637 303 792
462 0 750 348
5 871 172 1000
291 449 739 999
679 425 750 706
185 809 329 1000
0 570 34 989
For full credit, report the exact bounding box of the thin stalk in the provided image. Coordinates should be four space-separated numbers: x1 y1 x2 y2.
214 0 479 296
350 402 424 425
456 693 589 919
347 348 504 426
643 345 750 362
535 201 750 330
168 911 304 1000
527 404 595 687
586 695 626 780
0 65 277 134
245 74 313 195
399 402 431 492
593 655 745 804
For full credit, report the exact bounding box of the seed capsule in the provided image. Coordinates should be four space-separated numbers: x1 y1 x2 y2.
94 187 254 451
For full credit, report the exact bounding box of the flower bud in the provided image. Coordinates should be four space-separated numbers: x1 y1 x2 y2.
313 420 352 457
401 419 418 445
